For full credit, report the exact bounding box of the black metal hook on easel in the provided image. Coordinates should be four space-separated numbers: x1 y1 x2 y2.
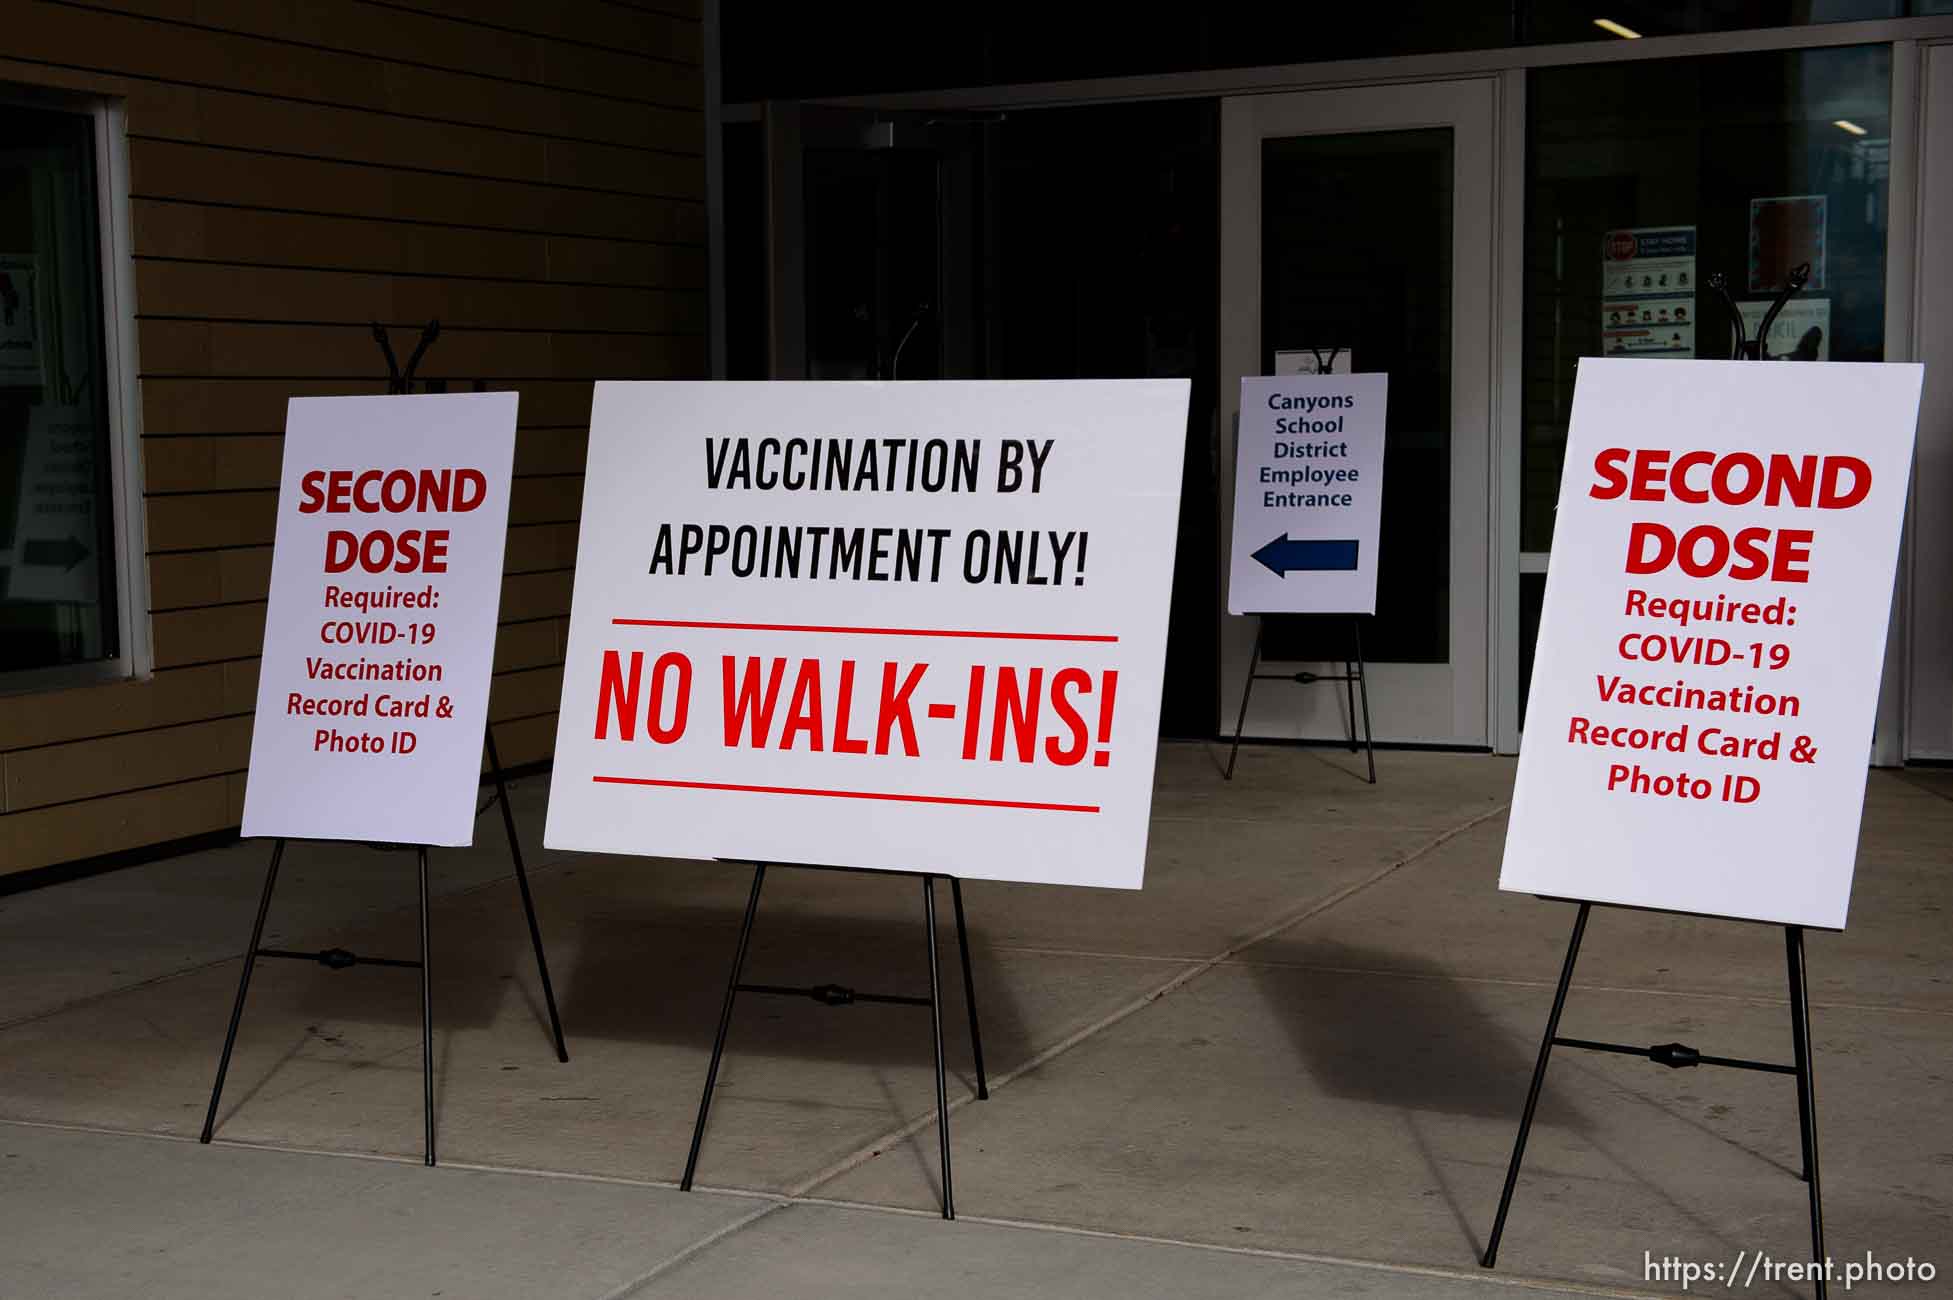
371 319 442 393
1707 263 1810 361
1754 262 1811 361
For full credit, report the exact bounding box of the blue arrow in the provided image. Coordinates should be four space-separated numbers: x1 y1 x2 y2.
1251 534 1358 576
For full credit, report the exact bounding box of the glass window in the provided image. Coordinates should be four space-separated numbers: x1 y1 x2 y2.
1524 2 1905 44
722 3 1931 103
1260 128 1454 666
1 101 123 683
1521 45 1892 553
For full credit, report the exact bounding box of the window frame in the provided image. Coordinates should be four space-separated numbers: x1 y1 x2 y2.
0 85 150 696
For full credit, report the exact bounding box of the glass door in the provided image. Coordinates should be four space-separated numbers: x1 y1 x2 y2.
1220 80 1497 747
768 106 985 383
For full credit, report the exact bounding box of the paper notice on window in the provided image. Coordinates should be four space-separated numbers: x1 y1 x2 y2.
0 254 43 386
1601 227 1696 358
1737 298 1830 362
1749 195 1827 294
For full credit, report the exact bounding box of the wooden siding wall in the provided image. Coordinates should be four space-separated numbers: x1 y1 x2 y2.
0 0 707 876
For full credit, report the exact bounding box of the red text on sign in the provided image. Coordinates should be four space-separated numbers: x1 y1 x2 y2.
588 651 1120 767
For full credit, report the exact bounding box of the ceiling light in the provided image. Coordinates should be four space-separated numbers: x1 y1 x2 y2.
1834 119 1868 136
1594 18 1642 38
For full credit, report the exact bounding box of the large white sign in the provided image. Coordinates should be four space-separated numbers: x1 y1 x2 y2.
544 380 1190 888
241 393 518 846
1501 358 1923 929
1228 373 1387 615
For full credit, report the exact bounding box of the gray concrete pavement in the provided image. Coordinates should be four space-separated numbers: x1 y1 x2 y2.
0 744 1947 1298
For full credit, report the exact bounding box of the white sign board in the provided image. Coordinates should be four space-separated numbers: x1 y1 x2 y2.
1227 373 1387 615
1501 358 1923 929
242 393 518 846
544 380 1190 888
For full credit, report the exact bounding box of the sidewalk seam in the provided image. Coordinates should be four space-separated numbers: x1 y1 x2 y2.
784 799 1513 1200
597 1199 787 1300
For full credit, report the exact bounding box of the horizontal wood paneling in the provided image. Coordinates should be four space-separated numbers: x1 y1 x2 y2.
12 2 702 152
0 776 235 875
141 378 607 434
395 0 698 60
137 320 702 381
133 202 707 289
142 429 600 494
3 715 254 813
130 138 707 245
87 0 703 108
483 710 558 771
135 262 706 334
2 0 703 875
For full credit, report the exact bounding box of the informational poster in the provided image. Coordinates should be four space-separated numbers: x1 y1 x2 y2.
1601 227 1696 357
544 380 1190 889
1274 348 1353 376
1227 373 1387 615
1737 297 1830 361
1501 358 1923 929
2 403 102 606
0 255 43 386
1749 195 1827 293
241 393 517 846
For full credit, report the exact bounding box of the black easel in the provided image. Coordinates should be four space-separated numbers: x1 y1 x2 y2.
1481 903 1826 1293
1224 615 1375 783
680 862 988 1220
1483 265 1830 1296
199 324 569 1165
1708 263 1812 362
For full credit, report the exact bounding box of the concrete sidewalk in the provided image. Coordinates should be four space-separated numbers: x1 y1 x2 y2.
1 745 1948 1298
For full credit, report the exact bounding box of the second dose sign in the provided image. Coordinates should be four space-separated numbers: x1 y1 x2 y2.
1502 358 1922 929
241 392 517 847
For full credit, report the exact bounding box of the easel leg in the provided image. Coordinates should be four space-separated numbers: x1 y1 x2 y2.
485 727 569 1063
201 838 286 1143
1786 926 1827 1295
1352 616 1376 785
682 863 767 1191
923 875 954 1220
949 878 988 1100
418 846 435 1167
1482 901 1590 1268
1225 618 1264 781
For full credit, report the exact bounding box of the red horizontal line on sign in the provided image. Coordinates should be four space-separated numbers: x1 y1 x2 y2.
592 775 1100 814
610 618 1118 643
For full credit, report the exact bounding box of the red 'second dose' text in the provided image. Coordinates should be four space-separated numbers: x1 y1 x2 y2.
1589 448 1872 584
297 467 487 576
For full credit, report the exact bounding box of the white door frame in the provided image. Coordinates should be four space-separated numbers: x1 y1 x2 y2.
1899 40 1953 760
1219 78 1500 748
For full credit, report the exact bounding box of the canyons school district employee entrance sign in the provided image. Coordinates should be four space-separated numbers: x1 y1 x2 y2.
1228 373 1387 615
1500 358 1923 929
544 380 1190 888
242 393 518 846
